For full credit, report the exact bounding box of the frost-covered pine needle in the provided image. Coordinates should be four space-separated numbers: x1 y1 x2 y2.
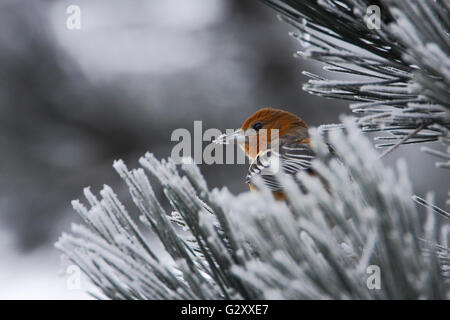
263 0 450 149
55 123 449 299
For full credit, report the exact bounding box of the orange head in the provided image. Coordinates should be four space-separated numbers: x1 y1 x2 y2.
214 108 308 160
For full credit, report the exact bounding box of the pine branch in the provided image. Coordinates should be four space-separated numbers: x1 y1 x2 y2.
263 0 450 149
56 122 449 299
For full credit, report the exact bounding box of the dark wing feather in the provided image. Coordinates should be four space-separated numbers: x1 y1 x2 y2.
245 141 316 192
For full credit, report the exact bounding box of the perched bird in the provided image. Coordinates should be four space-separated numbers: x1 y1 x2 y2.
214 108 321 200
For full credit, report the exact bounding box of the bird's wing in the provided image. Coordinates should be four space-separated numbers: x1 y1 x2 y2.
245 141 316 192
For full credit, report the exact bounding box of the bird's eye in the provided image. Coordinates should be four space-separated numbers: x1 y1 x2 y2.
252 122 263 131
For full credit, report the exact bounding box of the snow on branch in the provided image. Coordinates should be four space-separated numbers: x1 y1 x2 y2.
56 122 449 299
263 0 450 149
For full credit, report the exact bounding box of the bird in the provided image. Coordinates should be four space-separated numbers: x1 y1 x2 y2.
214 108 323 200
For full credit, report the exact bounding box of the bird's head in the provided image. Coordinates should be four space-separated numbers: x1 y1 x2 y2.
214 108 308 160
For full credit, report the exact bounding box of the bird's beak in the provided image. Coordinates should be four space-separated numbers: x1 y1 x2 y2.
214 128 246 144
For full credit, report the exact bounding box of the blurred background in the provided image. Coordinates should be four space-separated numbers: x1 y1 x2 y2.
0 0 447 299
